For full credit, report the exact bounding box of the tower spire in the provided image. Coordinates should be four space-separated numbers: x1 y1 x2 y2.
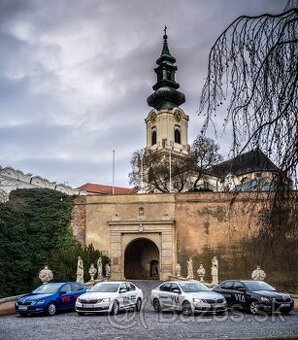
147 28 185 110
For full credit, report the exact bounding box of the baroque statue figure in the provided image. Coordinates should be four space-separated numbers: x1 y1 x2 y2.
186 257 194 280
197 264 206 282
105 263 111 278
88 263 97 282
97 257 103 280
76 256 84 283
176 263 181 278
211 256 219 285
251 265 266 281
39 265 53 284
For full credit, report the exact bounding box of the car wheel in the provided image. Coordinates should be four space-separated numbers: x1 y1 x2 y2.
136 298 142 312
216 310 226 316
153 299 161 313
249 301 259 315
182 301 192 316
111 301 119 315
47 302 57 316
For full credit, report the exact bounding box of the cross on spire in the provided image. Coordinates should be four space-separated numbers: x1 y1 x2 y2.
163 25 167 36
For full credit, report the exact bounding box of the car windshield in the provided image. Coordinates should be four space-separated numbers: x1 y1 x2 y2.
91 283 120 293
244 281 275 291
179 282 210 293
32 283 62 294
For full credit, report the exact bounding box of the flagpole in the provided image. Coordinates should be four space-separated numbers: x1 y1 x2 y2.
140 151 144 192
112 150 115 195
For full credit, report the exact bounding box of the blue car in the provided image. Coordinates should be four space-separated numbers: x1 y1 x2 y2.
15 282 88 316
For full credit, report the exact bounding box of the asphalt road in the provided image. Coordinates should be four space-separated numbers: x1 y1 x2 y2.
0 281 297 340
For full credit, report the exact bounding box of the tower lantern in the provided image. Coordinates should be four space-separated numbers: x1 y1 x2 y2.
145 28 189 156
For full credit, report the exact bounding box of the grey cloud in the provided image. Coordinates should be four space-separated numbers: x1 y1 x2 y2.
0 0 286 188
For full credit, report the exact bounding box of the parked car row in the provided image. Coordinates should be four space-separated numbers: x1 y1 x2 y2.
15 279 294 317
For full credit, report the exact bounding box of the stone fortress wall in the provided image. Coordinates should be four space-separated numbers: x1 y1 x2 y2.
71 192 270 282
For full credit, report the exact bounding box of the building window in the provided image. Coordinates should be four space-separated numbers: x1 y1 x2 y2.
152 130 157 145
174 128 181 144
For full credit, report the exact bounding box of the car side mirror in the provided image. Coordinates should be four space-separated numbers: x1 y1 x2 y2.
238 287 246 292
172 288 181 294
120 288 127 294
59 290 67 295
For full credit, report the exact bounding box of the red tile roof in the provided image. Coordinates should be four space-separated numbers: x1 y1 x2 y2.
77 183 135 195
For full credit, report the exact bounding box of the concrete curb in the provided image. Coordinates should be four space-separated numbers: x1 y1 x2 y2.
0 301 15 316
0 294 24 317
0 294 24 304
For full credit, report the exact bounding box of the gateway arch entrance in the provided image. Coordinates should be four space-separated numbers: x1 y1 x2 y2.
124 238 159 280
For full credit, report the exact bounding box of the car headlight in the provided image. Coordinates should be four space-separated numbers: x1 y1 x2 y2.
193 298 203 303
102 298 111 303
260 297 270 303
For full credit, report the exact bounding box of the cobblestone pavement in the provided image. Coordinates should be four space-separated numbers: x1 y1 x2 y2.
0 281 297 340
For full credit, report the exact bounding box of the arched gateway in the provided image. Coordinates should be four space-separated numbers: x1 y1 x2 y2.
124 238 159 279
107 217 175 280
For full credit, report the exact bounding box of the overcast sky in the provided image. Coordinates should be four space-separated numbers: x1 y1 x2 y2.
0 0 285 188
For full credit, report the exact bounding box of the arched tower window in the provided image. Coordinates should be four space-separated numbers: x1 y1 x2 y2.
152 129 157 145
174 128 181 144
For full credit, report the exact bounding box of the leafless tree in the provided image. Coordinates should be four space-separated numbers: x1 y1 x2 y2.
198 2 298 271
199 4 298 185
129 136 222 193
190 135 223 190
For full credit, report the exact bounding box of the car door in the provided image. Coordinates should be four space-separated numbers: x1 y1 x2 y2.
232 281 247 310
170 283 181 310
215 281 234 307
57 284 73 310
127 283 137 307
70 283 85 307
159 283 172 308
119 283 130 309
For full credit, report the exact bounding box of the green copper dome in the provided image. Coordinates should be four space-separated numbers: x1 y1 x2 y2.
147 28 185 110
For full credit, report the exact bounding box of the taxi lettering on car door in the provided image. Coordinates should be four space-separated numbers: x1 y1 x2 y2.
158 283 173 308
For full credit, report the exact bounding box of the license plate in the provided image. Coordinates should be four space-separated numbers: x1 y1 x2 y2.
18 306 28 310
82 304 94 308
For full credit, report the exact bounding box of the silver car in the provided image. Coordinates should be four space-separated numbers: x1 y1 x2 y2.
151 281 227 315
75 281 143 315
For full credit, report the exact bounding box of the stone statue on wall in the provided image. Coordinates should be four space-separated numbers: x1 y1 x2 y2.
197 264 206 282
211 256 219 285
76 256 84 283
251 265 266 281
88 263 97 282
39 265 53 284
97 257 103 280
105 263 111 278
176 263 181 278
186 257 194 280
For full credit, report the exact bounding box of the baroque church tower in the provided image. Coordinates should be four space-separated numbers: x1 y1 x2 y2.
145 29 190 157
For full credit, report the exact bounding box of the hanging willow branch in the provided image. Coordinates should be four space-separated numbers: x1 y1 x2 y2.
199 7 298 184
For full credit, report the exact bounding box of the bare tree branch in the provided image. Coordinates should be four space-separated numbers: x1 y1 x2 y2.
199 7 298 185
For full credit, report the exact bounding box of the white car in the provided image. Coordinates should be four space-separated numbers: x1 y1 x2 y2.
151 281 227 315
75 281 143 315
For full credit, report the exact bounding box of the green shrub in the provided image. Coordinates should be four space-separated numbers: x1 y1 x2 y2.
0 188 109 297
